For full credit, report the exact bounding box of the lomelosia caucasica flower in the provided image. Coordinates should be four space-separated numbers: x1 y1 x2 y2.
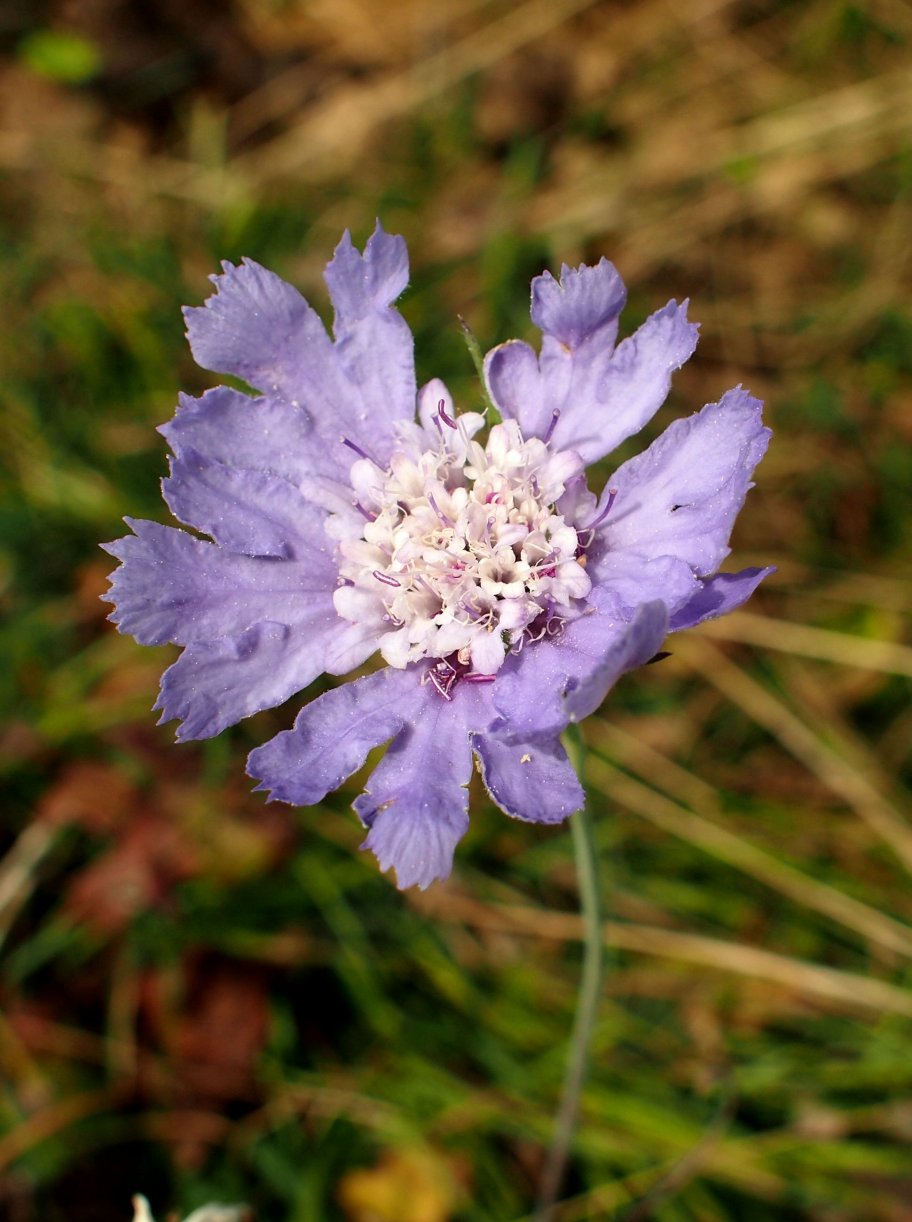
103 224 771 890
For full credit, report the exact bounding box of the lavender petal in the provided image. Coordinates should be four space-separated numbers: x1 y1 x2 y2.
587 551 700 621
530 259 627 349
157 618 338 741
162 449 333 561
604 387 771 577
474 733 584 824
323 222 417 443
161 386 353 490
670 566 775 631
183 258 333 400
102 519 336 646
492 600 668 740
247 666 425 808
355 678 496 890
485 260 697 465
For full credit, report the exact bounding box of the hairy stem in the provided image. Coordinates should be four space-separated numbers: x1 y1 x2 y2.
457 315 500 421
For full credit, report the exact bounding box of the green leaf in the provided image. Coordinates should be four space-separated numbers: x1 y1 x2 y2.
19 30 103 85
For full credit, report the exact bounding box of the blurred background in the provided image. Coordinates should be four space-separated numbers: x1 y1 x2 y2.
1 1 912 1219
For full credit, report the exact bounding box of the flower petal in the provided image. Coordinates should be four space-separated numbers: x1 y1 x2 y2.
183 258 332 400
102 519 335 646
473 733 583 824
670 566 775 631
535 299 696 463
161 386 353 489
603 387 770 576
157 617 338 741
184 229 415 470
587 551 700 619
162 449 333 560
530 259 627 348
323 222 417 436
590 299 699 455
483 339 548 435
247 666 425 807
492 599 668 740
359 797 467 891
324 223 410 325
355 681 494 889
485 260 697 464
562 599 668 725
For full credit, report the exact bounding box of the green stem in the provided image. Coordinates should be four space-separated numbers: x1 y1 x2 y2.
535 728 604 1221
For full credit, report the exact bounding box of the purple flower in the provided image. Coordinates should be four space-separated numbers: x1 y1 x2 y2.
103 224 771 890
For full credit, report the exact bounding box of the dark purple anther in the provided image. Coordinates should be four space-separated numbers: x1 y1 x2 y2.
372 570 401 587
544 409 560 444
437 398 457 429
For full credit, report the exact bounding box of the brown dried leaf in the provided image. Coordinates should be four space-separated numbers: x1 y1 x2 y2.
63 811 199 935
39 760 138 835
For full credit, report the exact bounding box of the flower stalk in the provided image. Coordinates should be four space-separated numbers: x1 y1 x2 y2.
536 725 604 1221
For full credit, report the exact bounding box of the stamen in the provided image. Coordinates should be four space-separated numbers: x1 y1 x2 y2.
341 436 376 463
544 409 560 444
428 670 454 700
372 570 401 587
584 488 618 531
437 398 457 429
463 672 496 684
427 491 450 524
457 415 473 452
427 657 462 700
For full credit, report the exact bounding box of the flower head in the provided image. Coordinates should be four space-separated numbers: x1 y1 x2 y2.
104 224 771 890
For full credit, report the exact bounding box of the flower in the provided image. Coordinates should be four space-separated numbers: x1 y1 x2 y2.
131 1196 249 1222
103 223 771 890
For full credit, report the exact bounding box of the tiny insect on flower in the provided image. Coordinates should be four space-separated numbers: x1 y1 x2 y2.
103 224 771 890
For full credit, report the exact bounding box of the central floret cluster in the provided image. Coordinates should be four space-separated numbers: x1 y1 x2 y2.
334 409 593 680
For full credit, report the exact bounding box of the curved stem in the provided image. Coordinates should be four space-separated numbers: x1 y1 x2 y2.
535 728 604 1221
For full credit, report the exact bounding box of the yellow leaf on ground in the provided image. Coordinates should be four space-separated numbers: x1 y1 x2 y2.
337 1146 458 1222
